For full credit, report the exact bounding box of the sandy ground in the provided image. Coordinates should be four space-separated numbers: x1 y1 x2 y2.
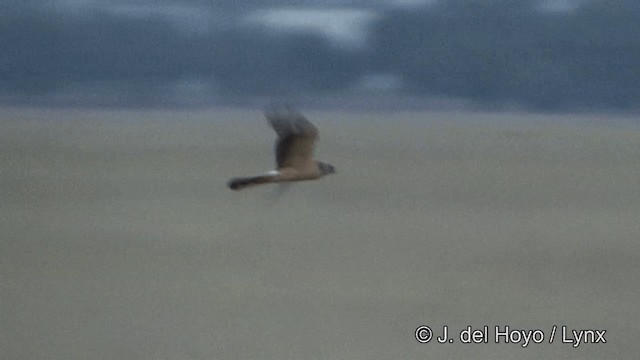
1 107 640 360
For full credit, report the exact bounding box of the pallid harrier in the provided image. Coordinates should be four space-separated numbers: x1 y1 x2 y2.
227 108 335 191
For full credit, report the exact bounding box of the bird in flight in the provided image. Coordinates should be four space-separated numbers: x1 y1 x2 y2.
227 107 336 191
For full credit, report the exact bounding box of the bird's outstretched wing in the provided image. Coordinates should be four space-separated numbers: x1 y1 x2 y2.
265 107 318 170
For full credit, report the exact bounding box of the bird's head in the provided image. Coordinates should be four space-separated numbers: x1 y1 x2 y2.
317 161 336 176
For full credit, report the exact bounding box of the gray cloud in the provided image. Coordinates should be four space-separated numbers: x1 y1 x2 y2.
2 0 638 111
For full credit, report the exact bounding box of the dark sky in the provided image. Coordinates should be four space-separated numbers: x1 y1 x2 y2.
1 0 639 110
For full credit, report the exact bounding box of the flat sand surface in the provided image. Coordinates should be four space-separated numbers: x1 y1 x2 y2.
2 107 640 359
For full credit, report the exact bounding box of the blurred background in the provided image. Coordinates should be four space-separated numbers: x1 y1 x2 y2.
3 2 640 360
1 0 639 111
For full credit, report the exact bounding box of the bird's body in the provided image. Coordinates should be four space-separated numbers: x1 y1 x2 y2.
227 108 335 191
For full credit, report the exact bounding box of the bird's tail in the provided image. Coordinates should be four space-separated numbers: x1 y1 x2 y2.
227 175 276 191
